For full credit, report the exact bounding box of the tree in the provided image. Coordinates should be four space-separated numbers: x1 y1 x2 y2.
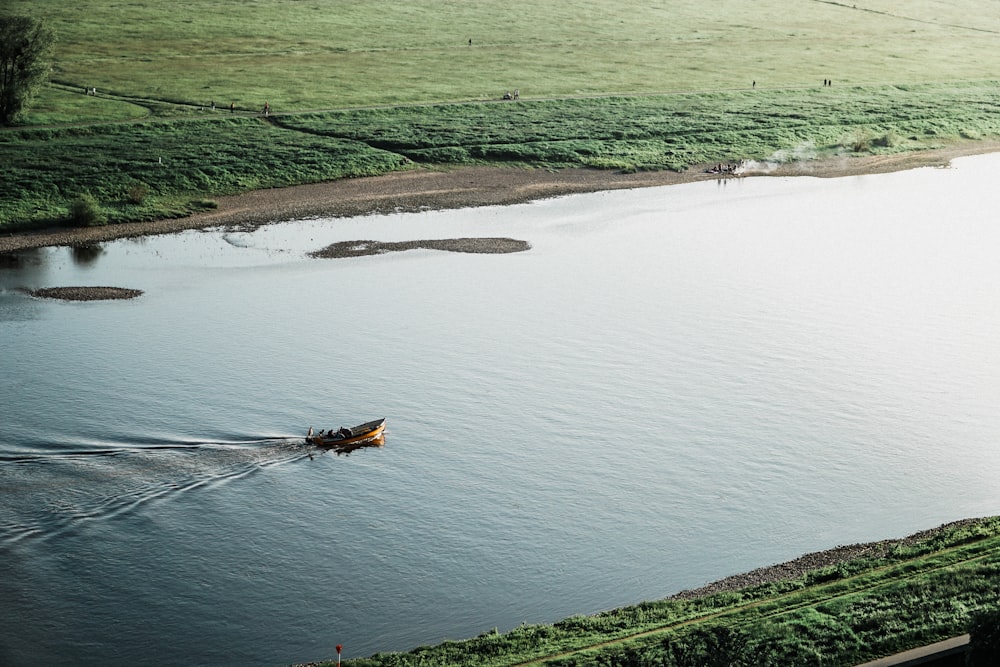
0 15 55 125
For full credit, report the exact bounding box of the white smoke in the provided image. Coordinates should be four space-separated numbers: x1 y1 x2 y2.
742 141 820 174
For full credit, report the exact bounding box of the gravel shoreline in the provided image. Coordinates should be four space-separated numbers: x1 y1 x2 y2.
8 142 999 301
3 141 999 256
669 517 989 599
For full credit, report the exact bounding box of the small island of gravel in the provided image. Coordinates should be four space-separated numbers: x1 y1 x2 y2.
28 286 144 301
309 237 530 259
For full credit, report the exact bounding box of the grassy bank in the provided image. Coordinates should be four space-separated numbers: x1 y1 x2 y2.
5 0 1000 231
300 517 1000 667
0 116 409 229
5 80 1000 231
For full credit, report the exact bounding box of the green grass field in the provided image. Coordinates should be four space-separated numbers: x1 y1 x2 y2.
0 0 1000 230
4 0 1000 229
10 0 1000 117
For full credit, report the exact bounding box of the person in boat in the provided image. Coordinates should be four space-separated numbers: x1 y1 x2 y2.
338 426 351 438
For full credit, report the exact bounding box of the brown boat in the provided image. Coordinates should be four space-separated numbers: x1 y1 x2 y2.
306 418 386 448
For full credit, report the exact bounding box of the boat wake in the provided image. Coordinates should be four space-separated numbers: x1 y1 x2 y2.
0 436 311 545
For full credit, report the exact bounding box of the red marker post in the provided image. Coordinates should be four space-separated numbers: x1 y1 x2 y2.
336 644 343 667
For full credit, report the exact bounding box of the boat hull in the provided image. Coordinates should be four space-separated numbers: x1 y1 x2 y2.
306 418 386 447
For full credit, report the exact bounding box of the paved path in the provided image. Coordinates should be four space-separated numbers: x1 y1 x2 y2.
853 635 969 667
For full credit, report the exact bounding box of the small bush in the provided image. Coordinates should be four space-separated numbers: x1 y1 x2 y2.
873 130 900 148
847 129 871 153
67 193 106 227
127 182 148 204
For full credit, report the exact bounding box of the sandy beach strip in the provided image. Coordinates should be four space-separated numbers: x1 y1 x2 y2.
3 141 999 255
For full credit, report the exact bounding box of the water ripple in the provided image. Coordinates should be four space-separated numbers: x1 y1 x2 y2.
0 437 309 545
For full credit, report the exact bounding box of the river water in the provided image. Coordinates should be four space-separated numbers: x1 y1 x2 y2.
2 155 999 666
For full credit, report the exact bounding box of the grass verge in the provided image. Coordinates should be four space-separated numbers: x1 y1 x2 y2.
301 517 1000 667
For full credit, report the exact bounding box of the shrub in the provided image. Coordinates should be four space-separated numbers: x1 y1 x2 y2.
847 128 871 153
67 193 106 226
873 130 899 148
127 182 148 204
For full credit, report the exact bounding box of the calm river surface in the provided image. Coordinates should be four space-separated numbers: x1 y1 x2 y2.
2 155 999 666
